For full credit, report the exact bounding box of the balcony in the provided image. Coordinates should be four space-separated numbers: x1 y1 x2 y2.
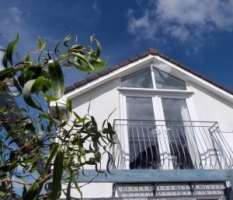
78 120 233 185
112 120 233 170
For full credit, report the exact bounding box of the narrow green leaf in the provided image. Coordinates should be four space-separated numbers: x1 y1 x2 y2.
22 185 27 197
44 144 60 172
0 67 15 80
68 59 90 72
0 165 10 173
54 41 66 56
66 165 73 200
48 58 64 99
22 79 43 111
24 152 40 164
71 44 84 51
63 30 73 47
23 182 39 200
42 80 52 92
42 92 59 101
90 35 101 59
72 52 94 70
72 175 83 199
36 135 44 147
31 76 44 93
19 62 42 87
26 61 42 81
11 77 22 96
91 116 97 130
2 54 8 68
89 57 108 67
0 142 6 165
25 53 30 62
66 98 72 112
52 151 63 200
37 36 42 49
37 36 46 50
6 34 19 65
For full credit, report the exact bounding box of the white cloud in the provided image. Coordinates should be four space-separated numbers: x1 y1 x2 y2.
8 7 22 24
92 3 101 14
127 0 233 46
127 9 157 40
0 6 38 57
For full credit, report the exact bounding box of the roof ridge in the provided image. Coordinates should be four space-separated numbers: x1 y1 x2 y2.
64 48 233 95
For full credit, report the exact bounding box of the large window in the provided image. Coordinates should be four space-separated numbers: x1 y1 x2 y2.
122 66 186 90
120 66 199 169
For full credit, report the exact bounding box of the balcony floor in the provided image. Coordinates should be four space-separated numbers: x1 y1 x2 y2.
77 169 229 183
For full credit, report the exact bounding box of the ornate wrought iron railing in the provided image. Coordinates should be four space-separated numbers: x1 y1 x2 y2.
112 120 233 170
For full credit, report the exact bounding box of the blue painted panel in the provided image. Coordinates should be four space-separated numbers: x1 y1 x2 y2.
226 170 233 199
77 169 229 183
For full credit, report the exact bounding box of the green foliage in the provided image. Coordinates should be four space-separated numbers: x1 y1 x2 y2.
0 32 115 199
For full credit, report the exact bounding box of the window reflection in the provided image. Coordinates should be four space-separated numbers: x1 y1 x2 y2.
162 98 200 169
121 68 153 88
154 67 186 90
121 66 186 90
126 97 160 169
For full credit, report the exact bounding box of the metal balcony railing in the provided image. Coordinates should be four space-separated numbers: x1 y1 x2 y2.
112 120 233 170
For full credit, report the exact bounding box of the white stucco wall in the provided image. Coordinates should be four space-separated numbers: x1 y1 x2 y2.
72 78 120 126
61 78 119 198
62 76 233 199
188 81 233 132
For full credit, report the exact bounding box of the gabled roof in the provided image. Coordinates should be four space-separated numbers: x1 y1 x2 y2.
64 48 233 95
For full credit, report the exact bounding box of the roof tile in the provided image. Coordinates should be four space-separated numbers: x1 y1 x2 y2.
138 51 150 58
179 64 191 71
109 65 121 72
223 87 233 94
74 79 88 88
190 69 202 77
148 48 158 55
64 48 233 96
158 53 170 60
65 85 76 93
212 82 224 89
200 75 213 84
129 56 140 63
169 58 180 66
98 69 110 77
86 74 99 82
118 60 130 67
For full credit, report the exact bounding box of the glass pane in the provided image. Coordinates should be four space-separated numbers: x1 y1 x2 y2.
126 97 154 120
122 68 153 88
162 99 189 121
162 98 200 169
126 97 160 169
154 67 186 90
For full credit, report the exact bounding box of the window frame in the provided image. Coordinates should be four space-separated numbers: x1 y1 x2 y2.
121 65 187 90
118 64 200 169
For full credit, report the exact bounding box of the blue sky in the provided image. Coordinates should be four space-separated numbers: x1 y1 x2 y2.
0 0 233 195
1 0 233 89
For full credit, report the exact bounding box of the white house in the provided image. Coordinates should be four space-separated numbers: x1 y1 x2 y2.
57 48 233 200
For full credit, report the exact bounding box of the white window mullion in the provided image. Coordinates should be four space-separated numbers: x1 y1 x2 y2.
151 65 156 89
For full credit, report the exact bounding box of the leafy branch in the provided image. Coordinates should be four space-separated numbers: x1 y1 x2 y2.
0 32 115 200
